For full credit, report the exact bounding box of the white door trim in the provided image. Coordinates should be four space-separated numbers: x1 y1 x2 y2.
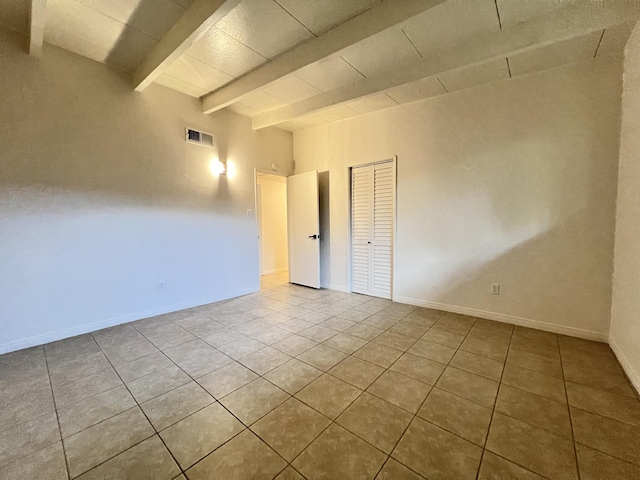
347 156 397 299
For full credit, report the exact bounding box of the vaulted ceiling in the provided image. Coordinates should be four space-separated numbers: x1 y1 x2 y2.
1 0 637 132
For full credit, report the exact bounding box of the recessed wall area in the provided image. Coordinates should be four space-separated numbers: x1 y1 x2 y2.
256 173 288 276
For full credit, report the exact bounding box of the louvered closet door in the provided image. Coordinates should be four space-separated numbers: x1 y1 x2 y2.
351 161 394 299
351 166 373 295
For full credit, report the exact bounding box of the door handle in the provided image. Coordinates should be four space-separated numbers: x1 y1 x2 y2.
308 234 319 239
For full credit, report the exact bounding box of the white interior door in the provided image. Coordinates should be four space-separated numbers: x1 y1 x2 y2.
287 171 320 288
351 161 395 299
256 183 264 275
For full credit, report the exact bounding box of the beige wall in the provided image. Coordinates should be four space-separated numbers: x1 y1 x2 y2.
294 57 622 340
0 26 293 354
257 175 288 274
610 22 640 392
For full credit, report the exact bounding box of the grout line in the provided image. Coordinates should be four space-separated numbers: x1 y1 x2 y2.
272 0 317 37
559 340 583 480
506 57 512 78
42 346 72 480
494 0 503 30
90 333 189 477
594 29 606 58
475 322 514 480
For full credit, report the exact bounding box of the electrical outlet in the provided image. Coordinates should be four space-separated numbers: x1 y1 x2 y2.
246 209 253 217
158 281 165 292
491 284 500 295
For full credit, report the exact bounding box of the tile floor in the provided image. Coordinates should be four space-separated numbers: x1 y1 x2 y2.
1 271 639 479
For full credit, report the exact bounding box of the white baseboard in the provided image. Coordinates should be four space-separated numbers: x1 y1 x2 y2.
609 336 640 395
0 287 257 355
261 267 287 275
321 283 348 292
393 296 609 342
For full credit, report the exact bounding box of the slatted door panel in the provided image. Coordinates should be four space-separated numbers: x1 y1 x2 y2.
351 166 373 295
371 162 394 299
351 160 395 299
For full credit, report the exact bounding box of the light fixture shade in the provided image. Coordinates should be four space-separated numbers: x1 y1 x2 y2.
210 159 227 176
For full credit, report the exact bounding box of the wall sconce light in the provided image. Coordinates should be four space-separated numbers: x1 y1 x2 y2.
210 158 227 176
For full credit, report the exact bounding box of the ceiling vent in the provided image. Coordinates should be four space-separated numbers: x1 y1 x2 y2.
186 127 215 149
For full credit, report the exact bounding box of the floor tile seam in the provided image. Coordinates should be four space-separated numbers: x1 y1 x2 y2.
31 347 71 480
91 339 188 477
54 383 136 429
572 437 640 469
66 432 160 479
503 359 565 381
568 403 640 429
49 362 124 392
564 378 640 403
481 450 555 480
475 325 514 480
558 338 583 480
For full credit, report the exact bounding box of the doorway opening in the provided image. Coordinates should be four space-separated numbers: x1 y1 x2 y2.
256 172 289 291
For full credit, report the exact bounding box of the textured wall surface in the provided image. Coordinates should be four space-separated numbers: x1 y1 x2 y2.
610 21 640 391
0 27 293 353
294 57 622 339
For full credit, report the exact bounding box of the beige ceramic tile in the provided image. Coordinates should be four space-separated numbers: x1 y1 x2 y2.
431 314 475 335
140 382 214 431
52 366 123 407
297 344 347 371
420 328 465 348
126 365 191 403
77 436 180 480
450 350 504 381
160 403 244 469
271 335 318 356
217 338 266 360
389 353 445 385
58 385 136 438
563 361 636 397
0 412 60 469
264 358 323 394
565 381 640 426
367 370 432 414
275 466 306 480
374 331 417 351
186 430 287 480
392 417 483 480
344 323 384 341
510 335 561 359
353 342 403 368
560 348 622 375
197 361 258 399
323 333 368 354
251 398 331 461
64 407 154 478
298 325 338 343
436 367 499 407
501 363 566 403
114 352 173 383
219 378 289 425
407 339 456 364
239 346 291 375
571 407 640 466
576 443 640 480
460 336 509 362
486 412 578 479
293 424 387 479
0 442 67 480
495 384 572 438
295 374 362 420
507 348 563 378
336 393 412 454
478 451 545 480
390 322 430 338
376 458 425 479
328 356 385 389
418 388 493 446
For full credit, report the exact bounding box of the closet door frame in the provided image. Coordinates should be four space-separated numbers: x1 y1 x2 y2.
347 156 397 300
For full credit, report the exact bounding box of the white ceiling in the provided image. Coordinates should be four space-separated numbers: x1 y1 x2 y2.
0 0 636 133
